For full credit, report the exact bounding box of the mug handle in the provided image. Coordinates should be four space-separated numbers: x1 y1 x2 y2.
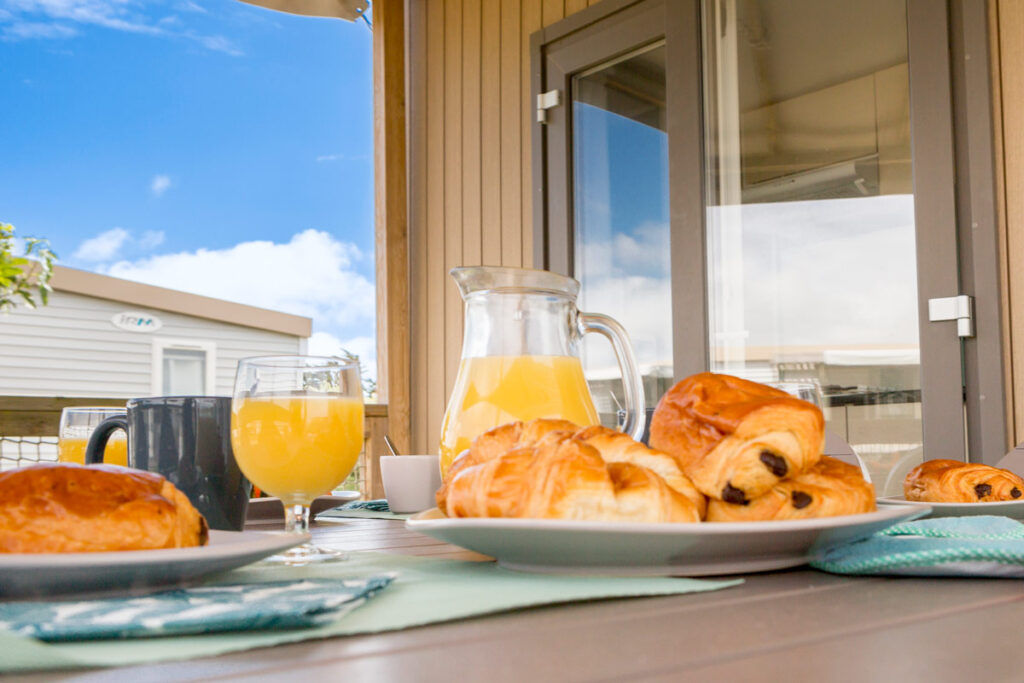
579 312 647 444
85 415 129 465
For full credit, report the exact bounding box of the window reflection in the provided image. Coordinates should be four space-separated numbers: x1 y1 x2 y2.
572 44 670 427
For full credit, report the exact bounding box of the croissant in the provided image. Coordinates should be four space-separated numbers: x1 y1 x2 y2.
437 419 707 518
904 459 1024 503
571 425 706 518
706 457 876 522
649 373 824 504
443 436 702 522
436 418 578 511
0 463 209 553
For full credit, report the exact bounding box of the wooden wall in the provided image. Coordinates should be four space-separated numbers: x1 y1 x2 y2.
407 0 597 453
991 0 1024 446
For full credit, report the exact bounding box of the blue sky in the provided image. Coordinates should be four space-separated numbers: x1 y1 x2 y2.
0 0 377 372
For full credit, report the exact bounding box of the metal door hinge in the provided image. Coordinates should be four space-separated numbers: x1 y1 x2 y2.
928 295 975 338
537 89 561 124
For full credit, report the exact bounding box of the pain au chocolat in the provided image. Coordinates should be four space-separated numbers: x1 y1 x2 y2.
0 463 209 553
706 456 876 522
904 459 1024 503
649 372 825 505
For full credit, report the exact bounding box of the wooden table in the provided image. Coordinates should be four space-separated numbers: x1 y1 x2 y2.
19 514 1024 681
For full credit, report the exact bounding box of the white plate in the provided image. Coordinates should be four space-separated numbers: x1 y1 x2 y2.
0 530 308 599
406 505 927 577
878 495 1024 520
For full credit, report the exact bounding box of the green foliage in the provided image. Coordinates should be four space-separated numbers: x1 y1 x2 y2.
0 224 56 313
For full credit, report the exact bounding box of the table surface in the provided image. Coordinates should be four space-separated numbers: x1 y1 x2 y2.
17 511 1024 682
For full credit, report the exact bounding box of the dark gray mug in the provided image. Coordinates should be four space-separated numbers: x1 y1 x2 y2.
86 396 252 531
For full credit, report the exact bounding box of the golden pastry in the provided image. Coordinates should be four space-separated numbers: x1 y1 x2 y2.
437 419 706 518
904 459 1024 503
443 435 702 523
0 463 209 553
706 457 876 522
650 372 824 504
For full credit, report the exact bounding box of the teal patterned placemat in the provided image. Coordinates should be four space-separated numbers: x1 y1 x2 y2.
0 551 741 673
811 516 1024 577
0 577 393 642
317 499 412 520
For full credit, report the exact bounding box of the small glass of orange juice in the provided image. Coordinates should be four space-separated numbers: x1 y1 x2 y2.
58 407 128 466
231 355 364 564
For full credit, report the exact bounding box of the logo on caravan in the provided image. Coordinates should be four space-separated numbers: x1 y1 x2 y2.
111 311 163 332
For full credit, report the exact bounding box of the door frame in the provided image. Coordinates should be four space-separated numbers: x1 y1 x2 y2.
532 0 1008 464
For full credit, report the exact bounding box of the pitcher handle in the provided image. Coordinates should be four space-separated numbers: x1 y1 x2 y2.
579 312 646 443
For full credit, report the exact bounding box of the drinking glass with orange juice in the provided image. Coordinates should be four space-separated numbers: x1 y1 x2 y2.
231 355 364 563
58 407 128 466
439 266 646 476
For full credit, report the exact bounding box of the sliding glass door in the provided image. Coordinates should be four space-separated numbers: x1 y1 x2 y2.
538 0 996 492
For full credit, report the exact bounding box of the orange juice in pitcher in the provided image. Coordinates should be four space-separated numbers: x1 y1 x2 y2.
439 355 600 473
439 266 646 477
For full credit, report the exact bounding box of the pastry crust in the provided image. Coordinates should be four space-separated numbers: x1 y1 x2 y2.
649 373 824 503
436 419 706 518
0 463 209 553
904 459 1024 503
706 457 876 522
443 436 701 523
435 418 578 511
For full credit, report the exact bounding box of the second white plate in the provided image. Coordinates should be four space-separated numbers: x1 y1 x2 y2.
0 530 308 599
878 495 1024 520
406 505 927 577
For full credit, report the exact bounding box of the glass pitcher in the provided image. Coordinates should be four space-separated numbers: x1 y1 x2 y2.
439 266 646 475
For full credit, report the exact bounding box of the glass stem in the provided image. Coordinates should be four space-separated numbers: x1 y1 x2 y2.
283 504 311 535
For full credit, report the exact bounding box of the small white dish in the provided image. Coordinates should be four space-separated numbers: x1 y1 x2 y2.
877 495 1024 520
381 455 442 513
406 504 928 576
0 530 307 599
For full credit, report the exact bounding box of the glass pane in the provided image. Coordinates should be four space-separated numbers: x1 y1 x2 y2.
162 348 206 395
572 43 670 429
701 0 922 494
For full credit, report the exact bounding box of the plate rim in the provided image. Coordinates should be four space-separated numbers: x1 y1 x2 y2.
406 503 927 535
877 494 1024 509
0 529 308 569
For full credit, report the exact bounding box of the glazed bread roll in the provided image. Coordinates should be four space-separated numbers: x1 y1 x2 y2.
904 459 1024 503
0 463 209 553
706 457 876 522
650 372 824 504
443 436 702 522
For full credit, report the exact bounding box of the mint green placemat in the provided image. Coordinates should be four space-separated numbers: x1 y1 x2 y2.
0 551 742 673
317 499 411 521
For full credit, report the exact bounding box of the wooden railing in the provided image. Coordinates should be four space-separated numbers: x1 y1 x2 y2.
0 396 389 500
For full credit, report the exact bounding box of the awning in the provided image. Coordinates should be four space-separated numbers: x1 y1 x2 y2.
237 0 368 21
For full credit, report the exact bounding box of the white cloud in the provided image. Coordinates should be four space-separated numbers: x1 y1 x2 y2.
308 332 377 384
2 21 76 39
150 174 171 196
138 229 165 249
73 227 130 261
0 0 242 55
102 229 376 352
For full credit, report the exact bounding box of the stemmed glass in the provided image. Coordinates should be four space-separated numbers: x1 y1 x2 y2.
231 355 364 564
